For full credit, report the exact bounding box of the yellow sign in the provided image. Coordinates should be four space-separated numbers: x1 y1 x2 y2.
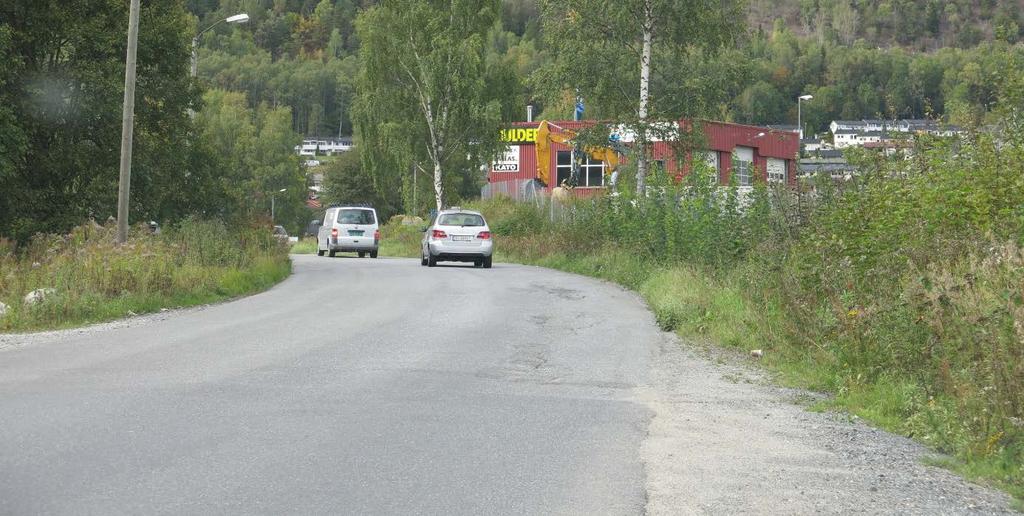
500 127 538 144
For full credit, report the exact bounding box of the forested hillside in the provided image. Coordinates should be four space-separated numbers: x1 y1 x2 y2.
748 0 1024 49
191 0 1024 139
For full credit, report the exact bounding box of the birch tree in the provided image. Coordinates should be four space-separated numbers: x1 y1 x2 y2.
536 0 742 194
354 0 509 211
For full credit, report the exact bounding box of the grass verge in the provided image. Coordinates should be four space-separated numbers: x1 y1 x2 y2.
0 219 291 333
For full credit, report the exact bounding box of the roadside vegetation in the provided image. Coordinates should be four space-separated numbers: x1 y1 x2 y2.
289 238 318 255
0 220 290 333
383 121 1024 500
379 216 426 258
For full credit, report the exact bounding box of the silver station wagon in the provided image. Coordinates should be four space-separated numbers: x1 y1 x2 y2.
421 208 493 268
317 206 380 258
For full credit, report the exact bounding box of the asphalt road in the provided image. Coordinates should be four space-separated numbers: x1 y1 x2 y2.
0 255 1016 514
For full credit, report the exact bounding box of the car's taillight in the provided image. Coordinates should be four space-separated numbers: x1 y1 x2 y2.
374 229 381 240
432 230 447 239
477 231 491 240
331 228 338 237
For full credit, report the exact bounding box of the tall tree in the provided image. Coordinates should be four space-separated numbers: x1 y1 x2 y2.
535 0 742 193
196 89 305 223
0 0 200 241
354 0 512 210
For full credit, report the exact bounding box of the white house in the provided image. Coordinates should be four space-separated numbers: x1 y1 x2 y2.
830 120 867 134
830 119 963 149
295 137 354 156
833 130 860 149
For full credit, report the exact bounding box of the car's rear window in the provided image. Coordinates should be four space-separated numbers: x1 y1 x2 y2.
336 209 375 225
439 213 484 226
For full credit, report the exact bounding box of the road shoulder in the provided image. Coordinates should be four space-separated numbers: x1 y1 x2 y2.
638 333 1015 515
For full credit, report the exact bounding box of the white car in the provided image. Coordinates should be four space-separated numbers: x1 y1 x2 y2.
421 208 493 268
317 206 380 258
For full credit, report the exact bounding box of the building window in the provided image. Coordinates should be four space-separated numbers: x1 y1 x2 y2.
733 146 754 187
556 150 605 187
767 158 786 184
700 151 720 185
734 161 752 186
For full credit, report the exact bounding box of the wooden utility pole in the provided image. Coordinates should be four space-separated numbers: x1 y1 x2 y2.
116 0 141 244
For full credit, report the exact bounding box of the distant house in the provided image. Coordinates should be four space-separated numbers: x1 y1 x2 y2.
295 137 354 156
813 148 845 159
801 137 827 153
862 119 890 132
858 131 885 145
830 120 868 134
799 157 857 180
829 119 963 150
833 130 861 149
767 124 799 133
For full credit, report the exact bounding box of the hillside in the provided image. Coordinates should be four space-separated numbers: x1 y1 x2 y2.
188 0 1022 136
748 0 1024 49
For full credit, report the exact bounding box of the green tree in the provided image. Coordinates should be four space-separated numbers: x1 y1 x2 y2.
321 149 402 219
354 0 511 210
0 0 200 241
196 89 305 225
535 0 743 193
736 81 787 124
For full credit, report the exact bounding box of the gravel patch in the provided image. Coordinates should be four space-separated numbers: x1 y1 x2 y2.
640 333 1018 515
0 305 213 353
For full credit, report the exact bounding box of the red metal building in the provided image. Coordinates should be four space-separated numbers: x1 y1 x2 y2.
485 119 799 199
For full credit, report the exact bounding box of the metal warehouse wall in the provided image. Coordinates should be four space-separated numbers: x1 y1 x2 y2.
488 119 800 189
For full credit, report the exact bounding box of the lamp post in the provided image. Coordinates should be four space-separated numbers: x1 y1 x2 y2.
797 94 814 140
191 13 249 77
271 188 286 223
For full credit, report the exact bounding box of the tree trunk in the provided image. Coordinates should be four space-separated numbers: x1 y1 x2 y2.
432 157 444 211
636 0 653 195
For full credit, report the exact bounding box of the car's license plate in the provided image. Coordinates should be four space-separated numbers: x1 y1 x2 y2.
348 230 364 236
452 235 472 241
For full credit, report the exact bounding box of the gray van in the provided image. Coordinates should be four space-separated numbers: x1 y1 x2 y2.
317 206 380 258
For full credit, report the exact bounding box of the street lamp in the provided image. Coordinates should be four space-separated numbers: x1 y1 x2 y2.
797 94 814 140
271 188 286 223
191 13 249 77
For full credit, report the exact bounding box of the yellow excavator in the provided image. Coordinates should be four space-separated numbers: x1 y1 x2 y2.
535 120 621 188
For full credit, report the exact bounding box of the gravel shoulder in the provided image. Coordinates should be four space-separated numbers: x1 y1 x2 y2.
0 305 208 352
639 331 1017 514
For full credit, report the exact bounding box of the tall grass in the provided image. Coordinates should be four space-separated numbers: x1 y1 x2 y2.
445 131 1024 500
0 219 290 332
289 237 318 254
379 215 427 258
